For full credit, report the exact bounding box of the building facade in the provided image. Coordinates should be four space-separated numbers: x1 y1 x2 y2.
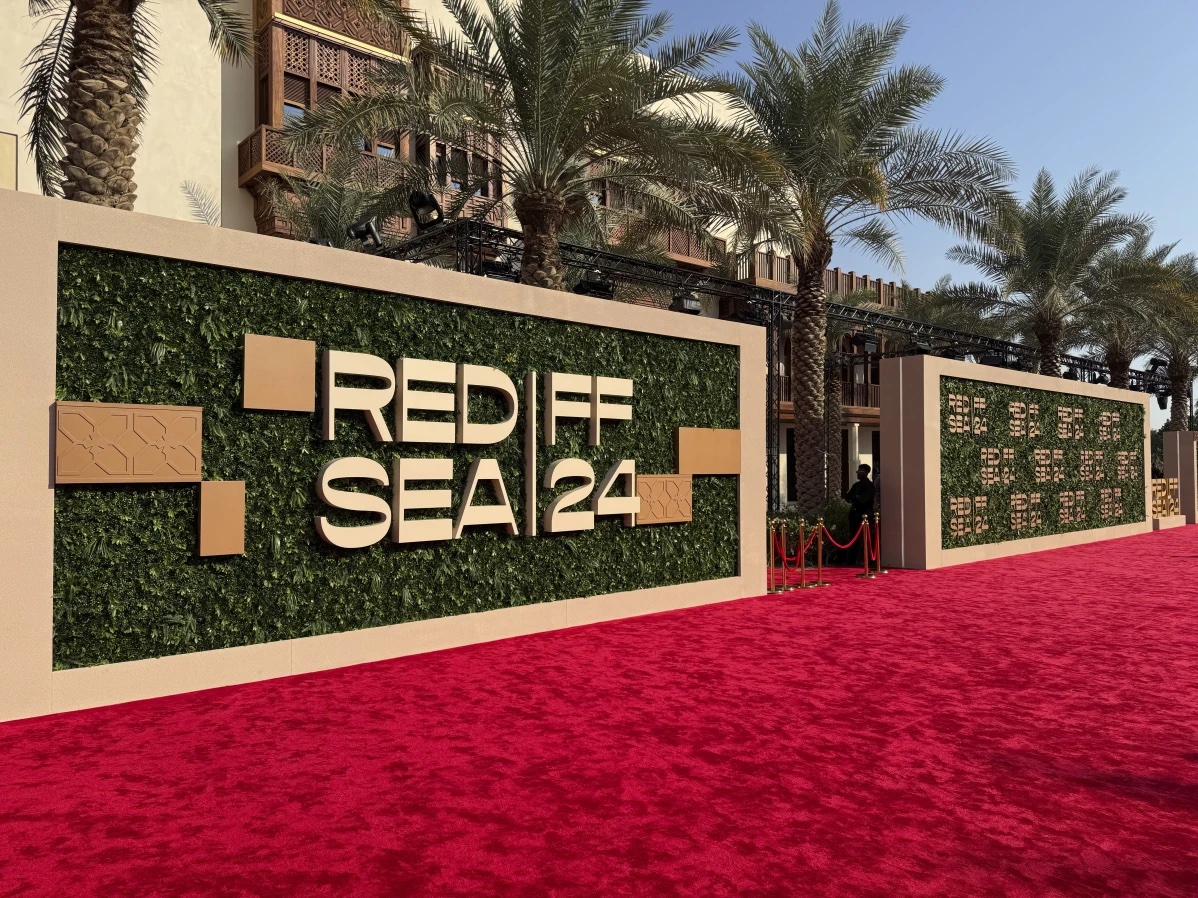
0 0 910 508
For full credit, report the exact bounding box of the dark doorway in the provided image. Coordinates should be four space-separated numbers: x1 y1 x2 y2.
786 428 797 504
841 429 850 494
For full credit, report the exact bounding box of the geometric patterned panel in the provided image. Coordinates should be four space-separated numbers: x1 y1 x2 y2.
636 475 693 525
284 29 309 75
316 41 341 84
346 51 371 91
55 402 202 484
282 0 406 54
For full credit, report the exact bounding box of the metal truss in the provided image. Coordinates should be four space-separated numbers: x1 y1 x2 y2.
384 219 1169 512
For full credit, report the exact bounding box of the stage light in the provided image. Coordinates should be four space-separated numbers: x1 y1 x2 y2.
1008 357 1034 372
573 269 615 299
1148 358 1168 375
347 217 382 249
1063 367 1078 380
1095 373 1109 386
851 332 880 354
408 191 444 231
480 256 520 281
308 237 334 247
940 346 967 361
1157 391 1170 411
980 352 1006 367
670 289 703 315
908 340 932 356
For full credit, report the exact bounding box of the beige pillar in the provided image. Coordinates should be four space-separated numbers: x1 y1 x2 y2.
1162 431 1198 524
0 191 58 720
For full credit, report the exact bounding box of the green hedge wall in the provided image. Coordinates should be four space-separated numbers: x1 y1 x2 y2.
54 247 740 668
941 376 1145 550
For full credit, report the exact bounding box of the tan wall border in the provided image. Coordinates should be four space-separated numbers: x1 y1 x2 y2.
0 191 765 722
879 355 1152 571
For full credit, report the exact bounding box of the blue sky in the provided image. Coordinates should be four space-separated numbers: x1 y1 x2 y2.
650 0 1198 292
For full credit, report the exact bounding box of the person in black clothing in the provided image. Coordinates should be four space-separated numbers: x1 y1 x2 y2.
844 464 876 564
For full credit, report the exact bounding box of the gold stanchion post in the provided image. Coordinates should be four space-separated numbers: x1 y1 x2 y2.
776 524 785 593
814 518 829 587
767 521 776 593
798 519 808 589
856 515 876 579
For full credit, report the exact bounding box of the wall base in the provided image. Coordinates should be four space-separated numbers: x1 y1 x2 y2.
9 577 754 724
1153 515 1187 531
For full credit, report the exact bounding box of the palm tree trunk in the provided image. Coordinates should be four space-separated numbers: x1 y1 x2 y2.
791 242 832 516
1166 357 1192 431
824 355 842 503
1036 327 1062 377
1104 346 1132 391
60 0 141 208
514 190 567 290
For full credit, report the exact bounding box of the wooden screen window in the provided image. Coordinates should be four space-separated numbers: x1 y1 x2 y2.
267 27 381 128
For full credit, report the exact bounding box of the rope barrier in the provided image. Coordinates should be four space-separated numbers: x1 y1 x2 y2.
769 512 888 591
819 520 866 551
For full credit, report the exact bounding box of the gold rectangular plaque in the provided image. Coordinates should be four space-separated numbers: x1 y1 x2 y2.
55 402 202 484
636 475 693 525
677 427 741 476
200 481 246 556
243 333 317 412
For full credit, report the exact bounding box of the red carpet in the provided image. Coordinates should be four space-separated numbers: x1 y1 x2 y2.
3 530 1198 896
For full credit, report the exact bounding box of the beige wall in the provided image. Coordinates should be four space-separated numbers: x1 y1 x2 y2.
0 1 256 230
0 0 45 194
880 355 1153 570
221 0 258 231
0 131 15 191
0 190 765 723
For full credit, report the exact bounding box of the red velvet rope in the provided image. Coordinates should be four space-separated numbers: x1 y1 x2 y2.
821 521 866 550
869 522 879 562
772 531 787 560
801 528 818 554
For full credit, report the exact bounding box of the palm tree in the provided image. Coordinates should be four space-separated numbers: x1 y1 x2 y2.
946 168 1149 377
728 3 1014 513
1150 255 1198 431
899 276 1008 340
285 0 770 291
18 0 416 206
1077 232 1181 389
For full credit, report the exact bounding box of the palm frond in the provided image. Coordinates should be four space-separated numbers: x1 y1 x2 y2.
181 180 221 226
196 0 254 65
20 0 75 196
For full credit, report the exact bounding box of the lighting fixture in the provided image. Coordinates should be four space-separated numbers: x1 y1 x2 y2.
980 352 1006 368
346 217 382 249
1094 373 1109 386
308 237 334 248
1063 367 1078 380
480 256 520 282
670 289 703 315
1157 391 1170 411
408 191 444 231
573 269 615 300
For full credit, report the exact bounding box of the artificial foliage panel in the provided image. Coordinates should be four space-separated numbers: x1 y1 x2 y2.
940 376 1145 550
54 247 739 668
